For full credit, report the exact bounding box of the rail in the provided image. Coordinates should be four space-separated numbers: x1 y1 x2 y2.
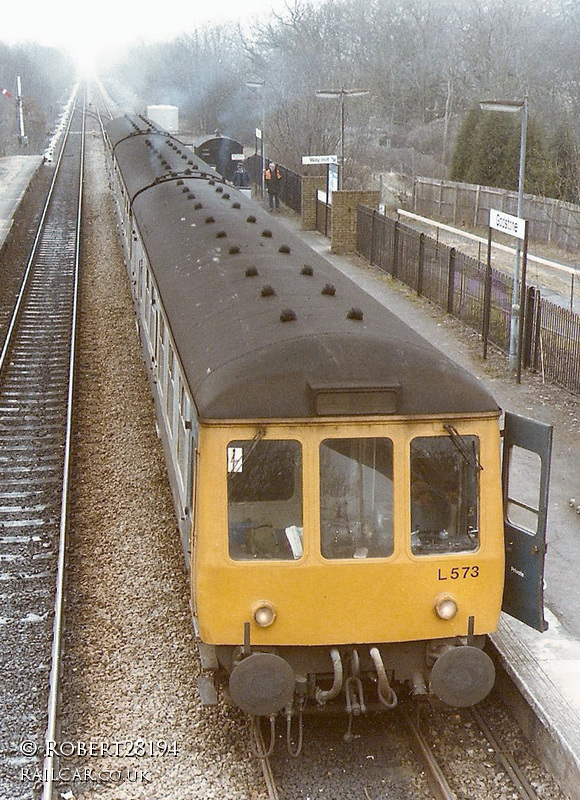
470 706 541 800
402 703 543 800
42 90 85 800
401 708 457 800
0 84 84 800
252 721 280 800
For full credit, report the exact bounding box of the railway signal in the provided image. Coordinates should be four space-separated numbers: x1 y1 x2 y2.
0 76 28 147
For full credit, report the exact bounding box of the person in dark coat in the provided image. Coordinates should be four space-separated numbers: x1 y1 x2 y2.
232 162 250 188
264 161 282 210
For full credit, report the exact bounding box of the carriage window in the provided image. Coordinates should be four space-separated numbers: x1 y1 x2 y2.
227 439 303 560
410 434 480 555
320 438 394 559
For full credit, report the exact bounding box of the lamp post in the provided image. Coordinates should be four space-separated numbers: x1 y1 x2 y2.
315 88 369 189
246 80 266 197
479 98 528 370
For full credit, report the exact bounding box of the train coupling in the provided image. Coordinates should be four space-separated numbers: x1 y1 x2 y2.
311 646 400 718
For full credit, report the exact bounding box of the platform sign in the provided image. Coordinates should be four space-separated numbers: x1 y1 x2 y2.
489 209 526 240
302 155 338 165
484 208 529 381
316 162 339 209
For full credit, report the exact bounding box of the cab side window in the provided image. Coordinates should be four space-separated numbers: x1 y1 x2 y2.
410 434 480 555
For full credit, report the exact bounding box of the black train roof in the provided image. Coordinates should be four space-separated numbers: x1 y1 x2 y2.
108 115 499 421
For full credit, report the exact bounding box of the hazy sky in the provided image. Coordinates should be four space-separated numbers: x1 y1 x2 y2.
1 0 288 66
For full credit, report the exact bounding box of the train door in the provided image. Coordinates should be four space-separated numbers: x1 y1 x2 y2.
501 412 552 631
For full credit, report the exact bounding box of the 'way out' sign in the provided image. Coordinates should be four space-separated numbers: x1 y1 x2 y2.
302 155 338 165
489 209 526 240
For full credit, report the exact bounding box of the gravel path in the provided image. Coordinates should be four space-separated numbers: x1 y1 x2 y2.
58 125 264 799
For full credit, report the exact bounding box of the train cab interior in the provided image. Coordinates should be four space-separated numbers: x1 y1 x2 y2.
225 428 483 563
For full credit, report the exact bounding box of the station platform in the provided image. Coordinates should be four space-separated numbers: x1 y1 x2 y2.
493 610 580 799
275 210 580 800
0 155 43 250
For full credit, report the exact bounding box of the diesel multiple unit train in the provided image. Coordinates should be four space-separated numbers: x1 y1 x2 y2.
105 114 552 748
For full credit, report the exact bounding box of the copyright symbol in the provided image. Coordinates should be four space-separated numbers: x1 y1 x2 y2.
20 740 38 756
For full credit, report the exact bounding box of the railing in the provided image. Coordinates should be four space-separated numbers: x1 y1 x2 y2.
357 206 580 395
535 297 580 393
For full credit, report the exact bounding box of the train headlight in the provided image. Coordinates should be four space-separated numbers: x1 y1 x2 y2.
434 593 458 620
253 601 276 627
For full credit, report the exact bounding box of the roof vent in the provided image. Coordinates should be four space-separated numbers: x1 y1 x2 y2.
279 244 291 253
322 284 336 296
347 307 364 320
246 266 258 277
280 308 297 322
261 229 273 238
246 215 257 224
301 264 313 276
261 285 276 297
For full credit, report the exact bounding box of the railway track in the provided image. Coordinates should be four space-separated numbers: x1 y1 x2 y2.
401 702 540 800
0 88 84 800
257 695 565 800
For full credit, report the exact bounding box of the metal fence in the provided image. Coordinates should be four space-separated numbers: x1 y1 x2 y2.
534 297 580 393
316 198 332 238
357 207 580 395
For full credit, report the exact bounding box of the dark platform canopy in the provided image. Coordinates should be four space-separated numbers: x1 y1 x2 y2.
192 134 245 182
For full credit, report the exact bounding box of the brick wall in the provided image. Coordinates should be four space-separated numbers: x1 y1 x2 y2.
331 190 381 253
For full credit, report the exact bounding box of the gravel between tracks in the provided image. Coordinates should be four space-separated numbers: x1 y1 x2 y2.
58 131 264 799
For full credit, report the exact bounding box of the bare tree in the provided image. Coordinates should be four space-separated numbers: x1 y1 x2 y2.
104 0 580 190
